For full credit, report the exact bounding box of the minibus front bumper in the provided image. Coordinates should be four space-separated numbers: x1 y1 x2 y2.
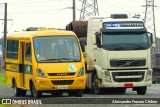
34 76 86 91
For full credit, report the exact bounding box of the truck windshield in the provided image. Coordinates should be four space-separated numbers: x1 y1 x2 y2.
33 36 80 62
102 32 150 51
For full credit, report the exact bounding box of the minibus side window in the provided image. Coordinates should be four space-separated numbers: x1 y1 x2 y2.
6 40 19 59
25 43 32 62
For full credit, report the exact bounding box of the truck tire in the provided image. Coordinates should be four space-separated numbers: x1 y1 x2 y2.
13 81 21 97
75 90 83 97
119 88 126 94
93 74 103 95
137 86 147 95
31 83 42 98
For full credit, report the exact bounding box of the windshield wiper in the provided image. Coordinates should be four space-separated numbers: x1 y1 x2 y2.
107 44 125 50
59 58 80 62
126 44 145 49
39 58 62 62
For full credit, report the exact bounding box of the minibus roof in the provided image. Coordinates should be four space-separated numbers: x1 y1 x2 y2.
7 30 76 39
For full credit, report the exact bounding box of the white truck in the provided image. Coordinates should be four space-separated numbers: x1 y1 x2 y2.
66 14 156 95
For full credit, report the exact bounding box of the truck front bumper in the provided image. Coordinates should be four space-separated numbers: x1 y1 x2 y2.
99 81 152 88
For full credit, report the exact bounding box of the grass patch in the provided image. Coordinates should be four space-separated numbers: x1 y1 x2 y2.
0 72 9 86
0 104 12 107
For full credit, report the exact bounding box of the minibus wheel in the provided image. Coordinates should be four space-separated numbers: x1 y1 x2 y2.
13 81 21 97
75 90 83 97
31 83 42 98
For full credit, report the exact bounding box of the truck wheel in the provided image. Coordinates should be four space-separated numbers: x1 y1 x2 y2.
137 87 147 95
13 81 21 97
75 90 83 97
31 83 42 98
119 88 126 94
93 74 103 95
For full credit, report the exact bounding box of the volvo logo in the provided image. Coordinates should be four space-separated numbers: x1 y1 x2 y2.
119 60 137 67
57 73 67 76
126 61 132 66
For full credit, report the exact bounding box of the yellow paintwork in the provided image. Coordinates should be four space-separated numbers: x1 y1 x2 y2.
5 30 86 91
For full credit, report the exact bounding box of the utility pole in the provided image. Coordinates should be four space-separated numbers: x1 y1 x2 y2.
79 0 99 21
73 0 76 21
3 3 7 59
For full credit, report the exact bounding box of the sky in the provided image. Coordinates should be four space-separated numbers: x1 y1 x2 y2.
0 0 160 37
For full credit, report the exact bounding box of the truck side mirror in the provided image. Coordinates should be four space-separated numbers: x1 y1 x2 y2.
95 32 101 48
148 32 156 48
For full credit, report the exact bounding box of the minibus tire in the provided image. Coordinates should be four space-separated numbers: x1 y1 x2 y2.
31 83 42 98
75 90 83 97
13 81 21 97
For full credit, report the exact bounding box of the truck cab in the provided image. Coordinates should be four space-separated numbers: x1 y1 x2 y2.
66 14 155 95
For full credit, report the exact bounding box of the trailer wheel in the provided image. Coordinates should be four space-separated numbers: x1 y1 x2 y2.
31 83 42 98
93 74 103 95
13 81 21 97
137 86 147 95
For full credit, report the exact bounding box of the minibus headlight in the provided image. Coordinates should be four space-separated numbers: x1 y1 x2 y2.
77 68 84 77
36 69 46 78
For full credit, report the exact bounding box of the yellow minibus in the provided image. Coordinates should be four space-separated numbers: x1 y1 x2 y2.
5 29 86 98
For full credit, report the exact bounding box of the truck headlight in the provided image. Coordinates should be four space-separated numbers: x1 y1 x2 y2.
145 69 152 82
105 71 111 79
77 68 84 77
146 69 152 78
36 69 46 78
105 71 111 83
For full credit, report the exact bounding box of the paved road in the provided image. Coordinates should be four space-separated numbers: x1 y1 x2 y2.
0 84 160 107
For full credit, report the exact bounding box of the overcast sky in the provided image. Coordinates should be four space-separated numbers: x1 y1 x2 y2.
0 0 160 37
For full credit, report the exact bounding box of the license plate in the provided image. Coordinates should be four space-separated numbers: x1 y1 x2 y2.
58 86 68 89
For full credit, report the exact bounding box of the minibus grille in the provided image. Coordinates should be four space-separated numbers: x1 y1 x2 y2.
51 80 74 85
48 73 75 76
112 71 145 82
110 59 146 67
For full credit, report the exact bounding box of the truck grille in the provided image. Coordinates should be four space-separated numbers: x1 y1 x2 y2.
48 73 75 76
51 80 74 85
112 71 145 82
110 59 146 67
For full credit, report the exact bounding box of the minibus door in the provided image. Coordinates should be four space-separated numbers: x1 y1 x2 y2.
21 42 25 88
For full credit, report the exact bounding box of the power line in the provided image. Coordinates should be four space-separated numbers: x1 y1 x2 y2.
8 0 52 5
8 9 62 14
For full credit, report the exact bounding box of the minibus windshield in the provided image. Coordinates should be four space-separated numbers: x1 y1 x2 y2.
33 36 81 62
